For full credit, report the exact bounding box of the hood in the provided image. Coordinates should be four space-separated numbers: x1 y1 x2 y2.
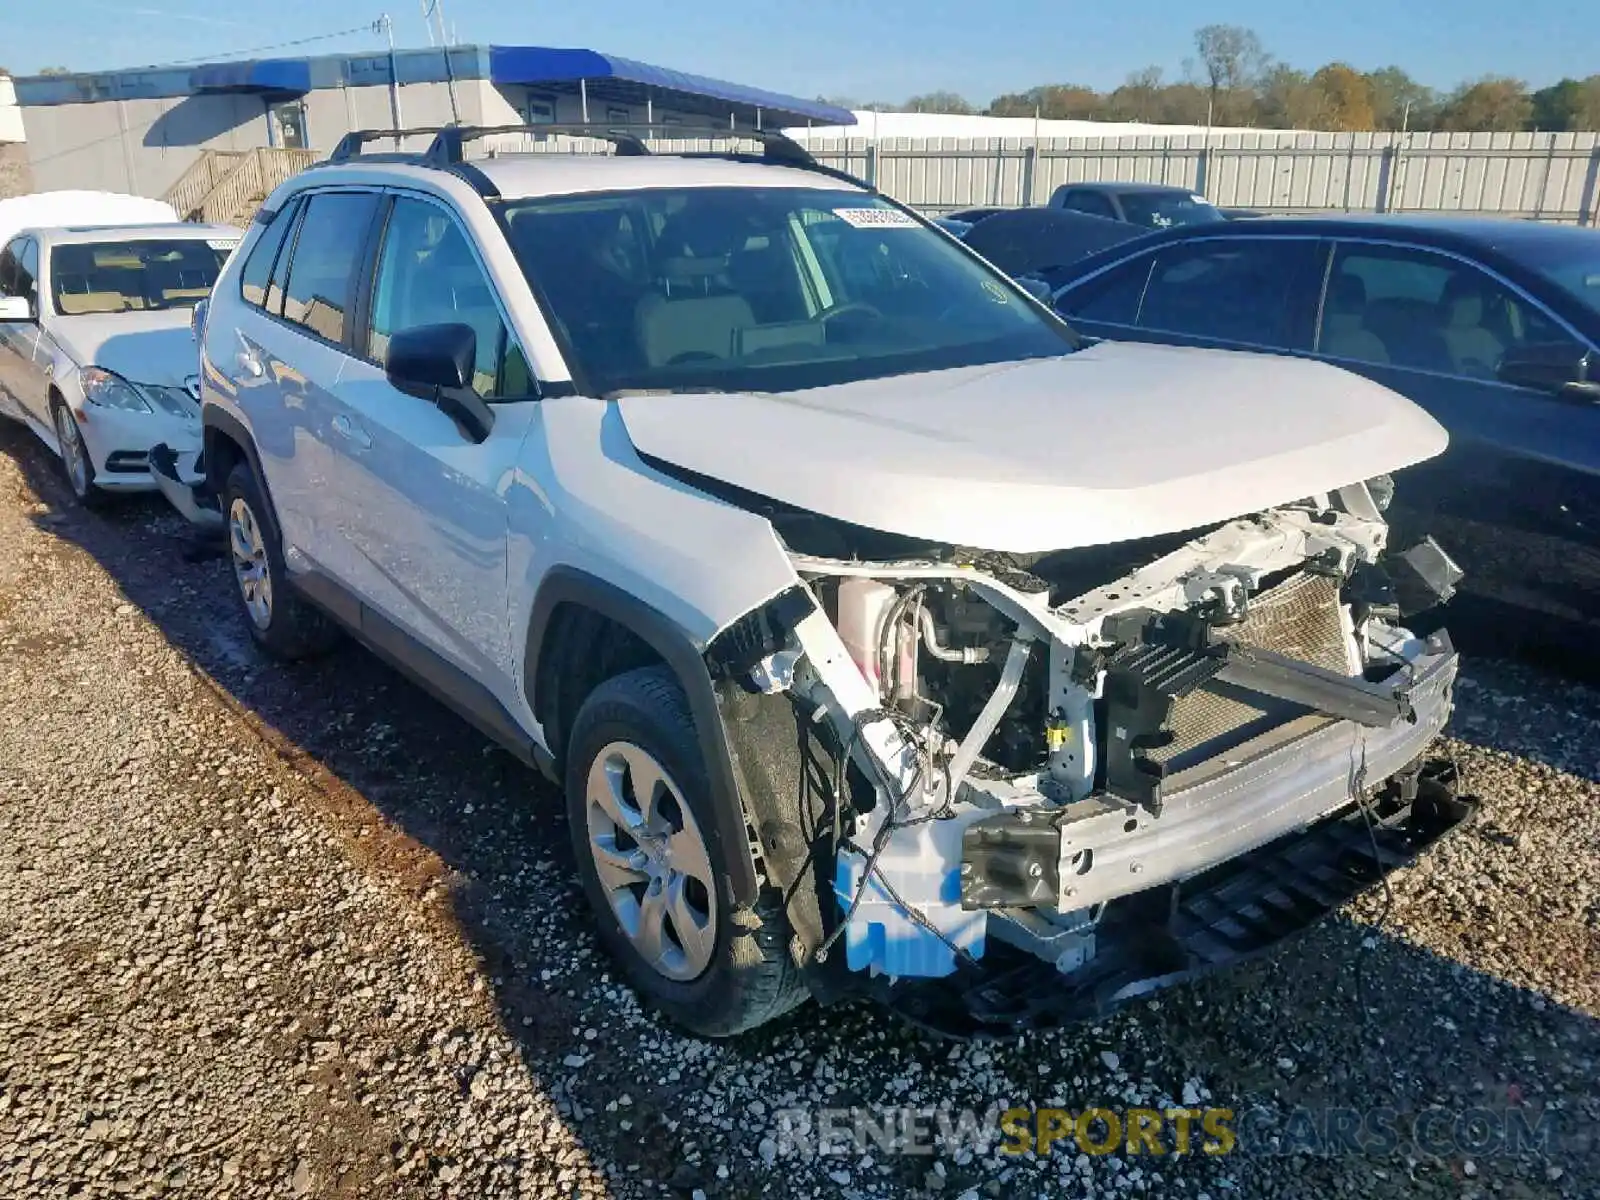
53 310 200 389
618 341 1448 553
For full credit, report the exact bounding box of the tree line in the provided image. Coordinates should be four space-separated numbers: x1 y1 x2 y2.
825 25 1600 133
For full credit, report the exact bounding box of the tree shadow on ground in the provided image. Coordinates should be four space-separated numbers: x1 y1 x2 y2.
3 421 1595 1199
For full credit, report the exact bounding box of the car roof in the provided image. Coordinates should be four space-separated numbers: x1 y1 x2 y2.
30 222 241 245
1121 211 1595 250
468 153 869 201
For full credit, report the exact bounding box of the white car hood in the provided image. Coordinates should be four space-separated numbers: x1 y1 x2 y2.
618 341 1448 552
52 310 199 389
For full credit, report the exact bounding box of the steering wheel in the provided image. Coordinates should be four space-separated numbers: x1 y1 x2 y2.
819 301 884 325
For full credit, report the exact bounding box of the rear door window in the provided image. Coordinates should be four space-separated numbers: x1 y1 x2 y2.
280 192 381 344
1055 253 1155 326
1135 238 1321 349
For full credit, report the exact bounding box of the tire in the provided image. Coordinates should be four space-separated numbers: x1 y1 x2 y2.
222 459 339 661
50 397 108 509
565 665 807 1037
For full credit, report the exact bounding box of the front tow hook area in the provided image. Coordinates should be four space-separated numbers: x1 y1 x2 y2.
888 757 1477 1038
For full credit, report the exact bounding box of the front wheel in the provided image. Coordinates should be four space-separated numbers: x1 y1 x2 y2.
51 398 106 508
565 666 807 1037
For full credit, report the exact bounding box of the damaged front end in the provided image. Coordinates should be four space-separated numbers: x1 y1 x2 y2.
710 480 1475 1035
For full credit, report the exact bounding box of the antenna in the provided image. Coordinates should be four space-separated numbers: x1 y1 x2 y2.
420 0 450 46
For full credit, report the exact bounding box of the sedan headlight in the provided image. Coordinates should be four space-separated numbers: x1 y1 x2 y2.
141 385 200 421
80 367 154 414
79 369 199 422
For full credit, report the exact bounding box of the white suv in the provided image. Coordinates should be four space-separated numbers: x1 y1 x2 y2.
197 126 1473 1037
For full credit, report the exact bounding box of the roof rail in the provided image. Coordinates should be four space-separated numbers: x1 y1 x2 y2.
321 122 872 191
325 127 454 164
422 123 824 171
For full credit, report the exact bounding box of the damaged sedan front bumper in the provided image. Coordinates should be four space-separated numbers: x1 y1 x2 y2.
149 442 222 530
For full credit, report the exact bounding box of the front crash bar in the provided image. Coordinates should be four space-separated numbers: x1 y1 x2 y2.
1215 642 1415 727
963 635 1456 915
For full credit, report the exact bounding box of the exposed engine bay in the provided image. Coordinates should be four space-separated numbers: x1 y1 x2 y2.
714 477 1473 1033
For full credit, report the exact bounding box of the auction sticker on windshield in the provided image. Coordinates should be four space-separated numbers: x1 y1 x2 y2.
834 208 920 229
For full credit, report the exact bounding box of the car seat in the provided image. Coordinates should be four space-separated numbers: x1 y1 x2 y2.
1319 273 1388 363
1365 296 1453 373
1438 272 1505 379
635 207 757 366
635 259 756 366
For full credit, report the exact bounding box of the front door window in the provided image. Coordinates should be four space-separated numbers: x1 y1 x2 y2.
1320 243 1586 379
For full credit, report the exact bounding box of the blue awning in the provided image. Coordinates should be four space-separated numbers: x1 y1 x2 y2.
487 47 855 127
191 59 312 95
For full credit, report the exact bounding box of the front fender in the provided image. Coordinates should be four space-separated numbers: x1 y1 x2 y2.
524 565 764 906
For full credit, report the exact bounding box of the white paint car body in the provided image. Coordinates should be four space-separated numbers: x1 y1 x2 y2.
0 222 241 502
197 141 1469 1036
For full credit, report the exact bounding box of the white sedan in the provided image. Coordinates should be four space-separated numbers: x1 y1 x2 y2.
0 221 241 507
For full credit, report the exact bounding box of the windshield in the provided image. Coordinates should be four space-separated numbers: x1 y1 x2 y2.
496 187 1075 394
1118 192 1225 230
50 238 231 316
1504 235 1600 322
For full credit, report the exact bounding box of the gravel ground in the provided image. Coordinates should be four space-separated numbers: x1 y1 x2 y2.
0 420 1596 1200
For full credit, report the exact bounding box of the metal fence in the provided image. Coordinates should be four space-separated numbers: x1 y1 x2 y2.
792 131 1600 223
488 129 1600 223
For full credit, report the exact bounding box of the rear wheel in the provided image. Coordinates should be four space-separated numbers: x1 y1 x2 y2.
51 398 106 509
565 666 807 1036
222 460 339 660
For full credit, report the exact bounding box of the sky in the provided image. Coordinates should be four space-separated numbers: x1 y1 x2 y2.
6 0 1598 103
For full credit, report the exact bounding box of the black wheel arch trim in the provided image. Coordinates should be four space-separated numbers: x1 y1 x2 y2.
525 565 760 905
202 406 275 528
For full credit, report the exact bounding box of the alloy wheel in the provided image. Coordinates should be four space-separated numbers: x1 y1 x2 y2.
54 405 89 498
584 740 718 982
228 497 273 630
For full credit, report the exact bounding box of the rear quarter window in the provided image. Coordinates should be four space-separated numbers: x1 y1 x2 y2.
239 198 302 310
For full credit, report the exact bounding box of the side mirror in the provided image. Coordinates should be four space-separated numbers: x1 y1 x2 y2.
1497 343 1600 400
385 322 496 443
190 297 209 343
0 295 33 321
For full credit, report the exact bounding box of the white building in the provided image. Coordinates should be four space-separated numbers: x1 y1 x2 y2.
0 77 25 143
11 46 854 201
787 110 1294 143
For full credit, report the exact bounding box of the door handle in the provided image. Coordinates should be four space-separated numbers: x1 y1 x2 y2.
331 414 372 450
